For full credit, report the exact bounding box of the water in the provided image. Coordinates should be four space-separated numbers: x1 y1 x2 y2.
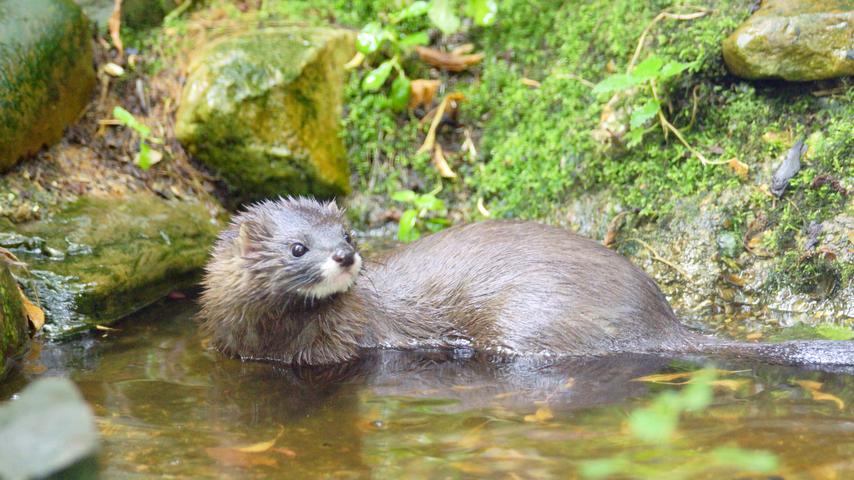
2 298 853 478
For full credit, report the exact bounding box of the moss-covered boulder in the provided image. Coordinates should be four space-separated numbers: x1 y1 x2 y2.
722 0 854 81
0 0 96 171
0 194 222 337
176 27 355 206
0 263 28 381
74 0 179 30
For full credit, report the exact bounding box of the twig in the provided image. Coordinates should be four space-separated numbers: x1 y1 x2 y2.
627 8 711 72
627 237 691 279
687 84 700 129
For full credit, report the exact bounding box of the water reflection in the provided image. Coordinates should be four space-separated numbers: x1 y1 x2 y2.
2 299 853 478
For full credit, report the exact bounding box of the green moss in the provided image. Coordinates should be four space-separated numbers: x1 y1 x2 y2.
0 263 28 380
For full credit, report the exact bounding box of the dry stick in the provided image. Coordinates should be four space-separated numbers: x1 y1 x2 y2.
627 237 691 279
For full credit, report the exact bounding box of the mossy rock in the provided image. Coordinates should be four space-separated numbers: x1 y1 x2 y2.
0 0 96 171
0 263 28 381
176 27 355 207
723 0 854 81
0 194 222 338
74 0 179 30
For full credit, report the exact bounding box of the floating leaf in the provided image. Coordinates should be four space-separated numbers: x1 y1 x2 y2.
795 380 845 410
390 75 411 111
630 99 660 129
236 426 284 453
362 60 394 91
416 46 484 72
467 0 497 26
429 0 461 34
356 22 384 54
632 55 665 81
523 406 554 423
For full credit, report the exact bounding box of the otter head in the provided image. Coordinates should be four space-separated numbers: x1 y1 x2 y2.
235 197 362 302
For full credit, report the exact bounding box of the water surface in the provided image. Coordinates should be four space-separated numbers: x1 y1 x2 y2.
2 299 853 478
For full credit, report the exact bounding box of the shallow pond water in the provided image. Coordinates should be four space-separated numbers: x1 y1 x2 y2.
2 298 853 479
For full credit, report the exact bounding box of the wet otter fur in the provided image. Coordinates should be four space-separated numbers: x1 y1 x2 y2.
199 197 853 367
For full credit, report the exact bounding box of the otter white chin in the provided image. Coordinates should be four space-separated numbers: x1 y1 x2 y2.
199 197 854 367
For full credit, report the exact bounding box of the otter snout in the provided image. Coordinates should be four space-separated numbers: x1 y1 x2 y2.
332 248 355 267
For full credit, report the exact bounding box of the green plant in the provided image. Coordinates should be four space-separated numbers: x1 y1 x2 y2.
112 106 161 170
392 187 451 242
354 0 497 109
579 368 779 479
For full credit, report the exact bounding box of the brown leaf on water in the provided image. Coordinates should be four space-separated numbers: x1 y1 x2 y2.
523 406 554 423
710 379 748 391
409 79 441 110
794 380 845 410
16 285 44 332
205 447 279 468
727 158 749 180
109 0 124 58
633 369 746 384
272 447 297 458
432 144 457 178
416 46 484 72
235 425 284 453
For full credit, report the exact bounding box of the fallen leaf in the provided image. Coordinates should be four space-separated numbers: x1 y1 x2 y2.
710 379 748 391
343 51 365 70
727 158 749 180
450 43 475 56
524 406 554 423
17 285 44 332
432 144 456 178
794 380 823 391
795 380 845 410
416 46 484 72
204 447 278 468
236 425 284 453
476 197 490 217
109 0 124 58
409 79 441 110
521 77 541 88
633 369 746 384
745 332 762 340
417 92 465 155
272 447 297 458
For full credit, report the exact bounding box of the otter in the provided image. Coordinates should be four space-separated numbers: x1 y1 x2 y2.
199 197 853 367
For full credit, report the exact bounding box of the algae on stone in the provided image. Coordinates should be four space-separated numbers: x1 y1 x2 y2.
0 194 222 337
0 263 27 381
723 0 854 81
0 0 96 171
176 27 355 206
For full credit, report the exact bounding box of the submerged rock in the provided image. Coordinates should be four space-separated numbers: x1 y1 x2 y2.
722 0 854 81
0 0 96 171
176 27 355 206
0 263 28 381
0 377 99 479
0 194 221 337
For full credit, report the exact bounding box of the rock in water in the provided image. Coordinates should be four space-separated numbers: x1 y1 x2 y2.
0 0 96 171
0 263 28 381
722 0 854 81
176 27 355 206
0 377 99 479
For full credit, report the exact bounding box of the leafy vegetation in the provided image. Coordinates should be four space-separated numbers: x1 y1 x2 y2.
391 187 451 241
112 106 160 170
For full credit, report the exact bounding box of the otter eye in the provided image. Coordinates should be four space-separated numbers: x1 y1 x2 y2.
343 231 353 244
290 243 308 257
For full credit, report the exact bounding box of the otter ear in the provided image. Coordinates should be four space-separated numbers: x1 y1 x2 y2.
237 222 258 256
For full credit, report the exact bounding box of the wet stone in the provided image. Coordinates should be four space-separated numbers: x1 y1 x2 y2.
0 194 222 338
722 0 854 81
0 263 28 381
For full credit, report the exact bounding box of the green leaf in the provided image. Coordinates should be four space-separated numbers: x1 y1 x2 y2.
629 100 660 129
137 140 152 170
625 126 646 149
356 22 384 54
712 447 778 472
391 190 417 203
398 209 421 242
466 0 497 26
815 324 854 341
414 194 444 211
362 60 394 91
390 1 430 23
592 73 638 95
659 61 692 79
112 106 151 137
399 31 430 47
632 55 665 81
390 75 411 111
429 0 461 34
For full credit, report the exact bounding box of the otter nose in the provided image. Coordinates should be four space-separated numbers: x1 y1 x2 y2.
331 249 355 267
